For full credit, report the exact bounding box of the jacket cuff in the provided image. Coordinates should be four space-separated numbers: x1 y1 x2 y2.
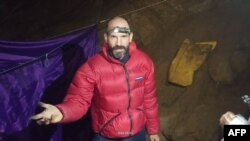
55 104 68 123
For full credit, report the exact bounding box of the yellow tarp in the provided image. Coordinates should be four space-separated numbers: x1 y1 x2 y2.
168 39 216 86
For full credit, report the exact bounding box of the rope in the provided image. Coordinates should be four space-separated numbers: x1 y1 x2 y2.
0 44 62 75
0 0 168 75
48 0 168 39
118 0 167 17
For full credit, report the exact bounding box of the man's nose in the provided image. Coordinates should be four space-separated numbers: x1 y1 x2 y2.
116 37 121 46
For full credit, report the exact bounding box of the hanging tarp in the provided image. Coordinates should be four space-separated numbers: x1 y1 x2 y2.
0 26 99 141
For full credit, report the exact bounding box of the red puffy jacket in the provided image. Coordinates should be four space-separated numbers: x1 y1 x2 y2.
56 41 160 138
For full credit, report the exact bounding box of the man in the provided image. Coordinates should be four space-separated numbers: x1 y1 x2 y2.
31 16 160 141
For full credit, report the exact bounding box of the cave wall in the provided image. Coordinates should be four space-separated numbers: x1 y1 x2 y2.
118 1 250 140
1 0 250 140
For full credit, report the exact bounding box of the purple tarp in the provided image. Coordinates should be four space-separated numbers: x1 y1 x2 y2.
0 26 99 141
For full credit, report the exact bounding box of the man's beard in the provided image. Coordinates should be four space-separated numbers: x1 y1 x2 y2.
108 45 129 60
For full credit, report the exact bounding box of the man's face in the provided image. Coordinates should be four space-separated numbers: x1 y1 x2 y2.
104 17 133 60
105 27 132 59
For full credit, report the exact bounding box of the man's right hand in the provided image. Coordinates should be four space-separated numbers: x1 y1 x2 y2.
30 102 63 125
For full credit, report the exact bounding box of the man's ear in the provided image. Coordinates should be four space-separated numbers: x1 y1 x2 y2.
129 32 133 42
104 33 108 42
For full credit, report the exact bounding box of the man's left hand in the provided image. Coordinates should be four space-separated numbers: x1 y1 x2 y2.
149 134 160 141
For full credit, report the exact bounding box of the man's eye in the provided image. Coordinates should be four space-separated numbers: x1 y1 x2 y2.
110 35 116 38
121 35 129 38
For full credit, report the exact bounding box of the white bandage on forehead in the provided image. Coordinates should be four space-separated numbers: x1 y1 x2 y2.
108 27 131 34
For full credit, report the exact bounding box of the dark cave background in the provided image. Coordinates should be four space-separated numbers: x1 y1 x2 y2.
1 0 250 140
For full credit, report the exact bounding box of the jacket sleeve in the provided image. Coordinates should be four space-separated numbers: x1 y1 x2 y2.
56 62 96 123
144 60 160 135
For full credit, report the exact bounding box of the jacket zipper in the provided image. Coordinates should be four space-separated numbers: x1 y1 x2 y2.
122 64 133 136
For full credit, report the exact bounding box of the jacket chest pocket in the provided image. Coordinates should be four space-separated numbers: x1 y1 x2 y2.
133 76 145 89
